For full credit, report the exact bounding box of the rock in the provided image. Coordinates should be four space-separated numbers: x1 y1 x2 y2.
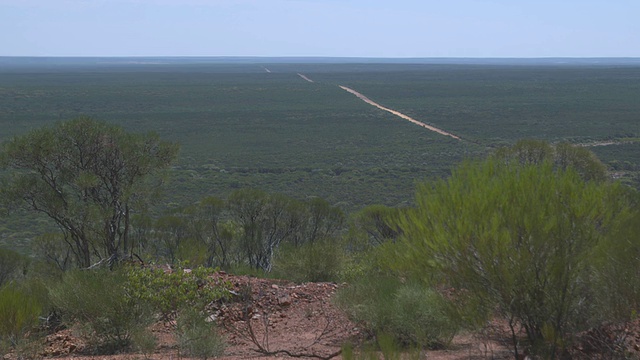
278 294 292 306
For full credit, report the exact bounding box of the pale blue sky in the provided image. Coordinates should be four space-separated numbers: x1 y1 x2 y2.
1 0 638 57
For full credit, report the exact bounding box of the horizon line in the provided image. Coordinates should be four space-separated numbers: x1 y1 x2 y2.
2 55 640 59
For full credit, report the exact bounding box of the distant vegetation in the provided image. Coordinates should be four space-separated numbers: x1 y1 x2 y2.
1 61 640 358
1 62 639 250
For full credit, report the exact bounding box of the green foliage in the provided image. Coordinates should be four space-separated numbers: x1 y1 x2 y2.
494 139 609 182
272 238 344 283
190 196 234 268
48 269 154 354
226 189 299 272
0 117 179 267
32 232 74 271
176 308 225 359
3 64 640 253
391 157 638 357
295 197 346 245
334 275 458 348
0 285 42 350
590 201 640 322
152 214 191 264
125 264 231 319
350 205 402 246
0 247 27 287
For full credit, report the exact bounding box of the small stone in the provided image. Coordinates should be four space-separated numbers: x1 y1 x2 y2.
278 294 292 306
271 284 279 290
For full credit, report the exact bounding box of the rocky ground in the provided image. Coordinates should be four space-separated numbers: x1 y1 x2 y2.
9 272 640 359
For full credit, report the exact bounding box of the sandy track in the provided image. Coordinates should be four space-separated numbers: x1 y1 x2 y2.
297 73 314 83
339 85 461 140
577 140 635 147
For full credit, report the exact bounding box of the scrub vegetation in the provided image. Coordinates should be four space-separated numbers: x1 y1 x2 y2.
1 61 639 358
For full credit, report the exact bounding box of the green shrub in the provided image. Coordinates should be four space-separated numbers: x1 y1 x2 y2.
341 333 422 360
125 264 231 319
272 239 343 283
0 285 42 350
48 270 154 354
223 262 271 278
0 248 27 287
391 157 639 357
589 205 640 324
176 308 225 359
391 285 457 347
334 275 458 348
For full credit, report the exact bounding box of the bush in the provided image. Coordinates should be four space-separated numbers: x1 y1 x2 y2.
342 334 422 360
48 270 154 354
0 248 27 287
125 264 231 319
392 158 639 357
0 285 42 351
272 239 343 283
590 205 640 323
334 275 458 348
176 308 225 359
391 285 457 347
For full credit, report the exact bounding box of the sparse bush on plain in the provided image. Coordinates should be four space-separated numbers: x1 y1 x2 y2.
334 275 459 348
125 264 231 320
48 269 154 354
390 155 640 357
272 238 344 283
0 285 42 352
0 248 27 287
176 308 225 359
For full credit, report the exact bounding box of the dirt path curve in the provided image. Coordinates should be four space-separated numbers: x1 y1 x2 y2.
297 73 314 83
339 85 461 140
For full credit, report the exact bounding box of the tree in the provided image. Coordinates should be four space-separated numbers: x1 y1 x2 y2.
184 196 235 268
391 158 637 358
226 189 304 272
153 214 190 265
351 204 402 246
493 139 608 182
288 197 345 247
0 117 179 268
0 248 27 287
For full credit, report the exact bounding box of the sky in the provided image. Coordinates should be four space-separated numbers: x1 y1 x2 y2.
0 0 638 58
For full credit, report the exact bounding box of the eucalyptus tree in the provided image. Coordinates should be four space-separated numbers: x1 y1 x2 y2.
227 189 306 272
0 117 179 268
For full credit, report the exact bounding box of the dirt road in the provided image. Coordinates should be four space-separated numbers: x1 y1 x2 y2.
339 85 461 140
577 140 635 147
297 73 314 83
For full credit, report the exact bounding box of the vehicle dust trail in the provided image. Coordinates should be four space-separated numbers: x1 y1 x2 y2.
297 73 314 83
339 85 461 140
